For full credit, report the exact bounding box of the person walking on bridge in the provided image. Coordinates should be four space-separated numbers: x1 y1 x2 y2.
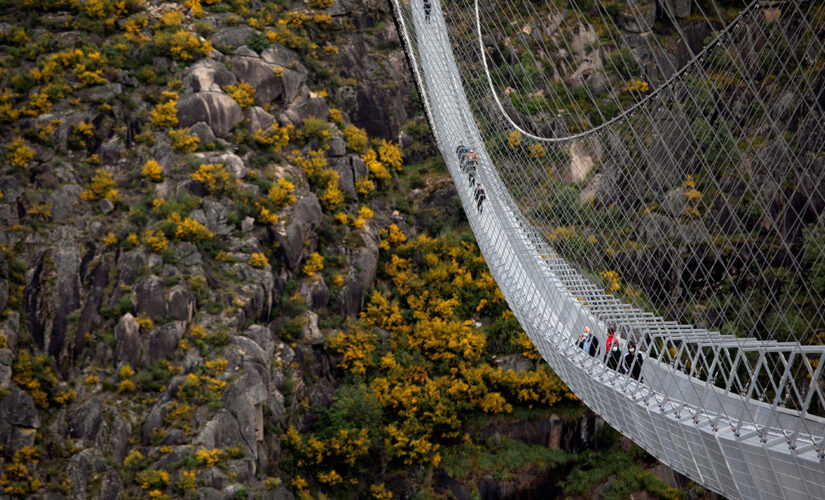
620 340 644 381
461 148 477 168
474 183 486 214
465 157 477 186
604 325 617 356
423 0 431 22
605 342 622 371
577 326 599 357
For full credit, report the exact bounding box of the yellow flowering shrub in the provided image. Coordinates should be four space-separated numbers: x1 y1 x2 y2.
80 168 117 202
508 130 522 148
303 252 324 276
360 290 409 335
117 377 136 393
318 470 343 485
343 124 368 152
119 364 134 378
0 446 43 496
142 159 164 182
0 91 19 123
169 128 200 152
600 270 621 294
124 15 150 44
175 470 197 492
334 212 348 225
142 228 168 252
355 177 375 197
173 370 227 412
195 448 223 467
319 173 344 211
150 98 179 128
378 224 406 250
288 149 328 184
623 79 650 93
123 450 144 468
309 0 334 8
190 324 206 339
223 81 255 108
326 327 377 374
297 116 333 144
158 10 184 28
268 178 296 208
136 469 170 490
180 0 203 16
166 213 213 241
256 204 279 225
6 137 35 168
547 225 576 242
249 252 268 268
363 149 390 183
528 143 546 158
136 314 154 330
24 91 52 117
253 123 292 152
370 483 393 499
683 175 702 218
377 139 403 172
155 29 212 61
191 163 237 195
27 203 52 219
358 205 374 220
329 107 343 124
300 229 577 485
684 206 700 219
204 358 227 376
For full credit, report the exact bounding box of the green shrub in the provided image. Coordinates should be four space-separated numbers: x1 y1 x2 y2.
248 32 270 53
135 359 174 393
608 47 640 78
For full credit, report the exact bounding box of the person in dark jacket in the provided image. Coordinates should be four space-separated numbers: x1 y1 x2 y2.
423 0 431 22
620 340 644 380
465 158 477 186
474 183 486 214
577 326 599 357
605 342 622 370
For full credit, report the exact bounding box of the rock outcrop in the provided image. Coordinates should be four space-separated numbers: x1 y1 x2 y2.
177 92 244 137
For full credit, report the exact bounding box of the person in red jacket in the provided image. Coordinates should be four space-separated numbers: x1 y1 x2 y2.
604 325 617 359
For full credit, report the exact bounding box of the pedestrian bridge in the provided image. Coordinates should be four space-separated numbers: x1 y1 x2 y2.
389 0 825 498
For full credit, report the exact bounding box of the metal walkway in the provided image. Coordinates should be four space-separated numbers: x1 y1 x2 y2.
390 0 825 498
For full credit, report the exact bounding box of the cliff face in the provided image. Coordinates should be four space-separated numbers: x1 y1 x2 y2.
0 1 421 497
0 1 720 499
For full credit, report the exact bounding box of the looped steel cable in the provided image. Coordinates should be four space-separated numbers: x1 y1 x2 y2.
474 0 760 142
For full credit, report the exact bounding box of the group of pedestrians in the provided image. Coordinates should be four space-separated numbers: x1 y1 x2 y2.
578 325 643 381
456 144 485 214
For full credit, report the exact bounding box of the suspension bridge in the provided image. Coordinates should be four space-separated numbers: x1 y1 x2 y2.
389 0 825 498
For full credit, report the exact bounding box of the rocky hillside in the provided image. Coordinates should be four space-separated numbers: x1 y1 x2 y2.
0 0 722 499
